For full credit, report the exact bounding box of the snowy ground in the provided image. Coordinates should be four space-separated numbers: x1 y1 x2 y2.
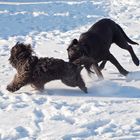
0 0 140 140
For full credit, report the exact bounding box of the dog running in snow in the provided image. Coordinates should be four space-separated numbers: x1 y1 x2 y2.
7 42 89 93
67 18 139 76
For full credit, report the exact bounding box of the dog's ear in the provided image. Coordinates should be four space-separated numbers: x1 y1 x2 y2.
67 39 79 50
72 39 78 45
16 41 20 46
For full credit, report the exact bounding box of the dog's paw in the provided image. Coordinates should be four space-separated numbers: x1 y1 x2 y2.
135 58 139 66
80 86 88 93
6 84 18 92
133 56 139 66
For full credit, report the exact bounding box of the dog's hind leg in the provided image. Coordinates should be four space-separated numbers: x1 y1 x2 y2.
127 45 139 66
116 43 139 66
108 53 129 76
115 31 139 66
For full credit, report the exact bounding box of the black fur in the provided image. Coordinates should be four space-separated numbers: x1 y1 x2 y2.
67 18 139 76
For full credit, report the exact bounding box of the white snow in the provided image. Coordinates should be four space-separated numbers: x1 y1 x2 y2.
0 0 140 140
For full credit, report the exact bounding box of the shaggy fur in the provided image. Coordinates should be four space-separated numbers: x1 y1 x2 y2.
67 18 139 76
7 42 87 93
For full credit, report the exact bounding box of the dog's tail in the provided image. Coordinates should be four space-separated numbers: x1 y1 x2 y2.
116 24 139 45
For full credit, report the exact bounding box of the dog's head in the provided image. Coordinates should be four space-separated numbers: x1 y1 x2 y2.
9 42 33 68
67 39 88 62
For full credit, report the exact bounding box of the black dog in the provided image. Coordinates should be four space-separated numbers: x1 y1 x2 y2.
67 18 139 76
7 42 87 93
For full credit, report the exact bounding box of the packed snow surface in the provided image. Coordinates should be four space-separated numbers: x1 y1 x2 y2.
0 0 140 140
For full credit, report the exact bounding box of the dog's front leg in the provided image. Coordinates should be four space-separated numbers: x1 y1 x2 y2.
7 74 28 92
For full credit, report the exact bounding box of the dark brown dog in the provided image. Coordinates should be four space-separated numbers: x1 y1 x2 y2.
67 18 139 76
7 42 88 93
